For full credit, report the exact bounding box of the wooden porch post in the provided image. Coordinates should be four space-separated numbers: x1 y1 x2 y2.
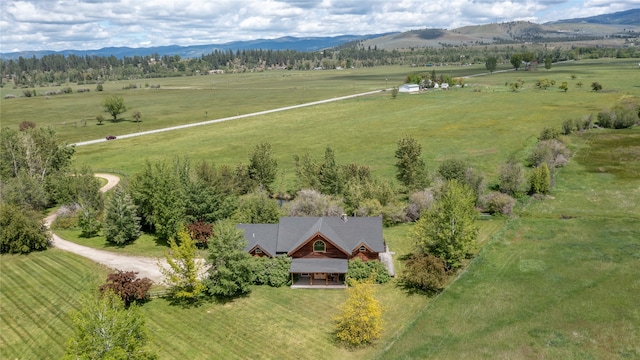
291 273 294 285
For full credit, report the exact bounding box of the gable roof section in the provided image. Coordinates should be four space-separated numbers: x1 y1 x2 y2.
238 223 279 257
278 216 384 254
238 216 385 255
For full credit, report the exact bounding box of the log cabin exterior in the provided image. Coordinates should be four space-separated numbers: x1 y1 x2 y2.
238 216 386 288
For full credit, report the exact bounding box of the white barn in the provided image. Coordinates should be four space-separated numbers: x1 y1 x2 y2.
398 84 420 93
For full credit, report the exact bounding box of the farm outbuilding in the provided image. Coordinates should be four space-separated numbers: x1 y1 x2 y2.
398 84 420 93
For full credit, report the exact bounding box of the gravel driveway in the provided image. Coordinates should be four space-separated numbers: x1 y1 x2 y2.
46 173 167 283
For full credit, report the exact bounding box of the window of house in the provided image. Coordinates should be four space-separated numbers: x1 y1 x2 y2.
359 246 367 252
313 240 326 252
255 248 262 254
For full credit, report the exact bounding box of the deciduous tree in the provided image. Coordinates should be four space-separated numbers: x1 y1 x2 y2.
0 203 50 254
510 53 523 70
103 95 127 122
64 291 156 360
159 227 205 303
413 180 478 270
99 271 153 307
334 278 383 347
485 56 497 73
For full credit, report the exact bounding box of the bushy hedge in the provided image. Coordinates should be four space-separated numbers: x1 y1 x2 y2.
252 255 292 287
347 258 391 284
0 204 50 254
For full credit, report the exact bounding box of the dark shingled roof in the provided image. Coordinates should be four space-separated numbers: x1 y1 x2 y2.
238 216 384 262
237 223 279 257
290 258 348 273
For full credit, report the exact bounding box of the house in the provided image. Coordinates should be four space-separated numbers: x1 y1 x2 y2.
238 216 388 288
398 83 420 93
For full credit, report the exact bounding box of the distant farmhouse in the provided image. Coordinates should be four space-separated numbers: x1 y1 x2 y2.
238 216 393 288
398 83 420 93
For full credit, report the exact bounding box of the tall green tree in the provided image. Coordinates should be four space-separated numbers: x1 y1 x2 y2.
334 278 383 347
234 188 281 224
205 220 254 298
104 186 142 245
159 227 205 303
0 126 74 210
64 291 156 360
529 162 551 195
319 146 343 195
510 53 523 70
485 56 497 73
394 135 428 190
544 56 552 70
248 142 278 192
103 95 127 122
413 180 478 270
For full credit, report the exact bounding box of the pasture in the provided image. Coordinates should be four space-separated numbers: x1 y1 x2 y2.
1 59 639 359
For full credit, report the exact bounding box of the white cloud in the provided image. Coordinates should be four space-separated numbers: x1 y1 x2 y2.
0 0 638 52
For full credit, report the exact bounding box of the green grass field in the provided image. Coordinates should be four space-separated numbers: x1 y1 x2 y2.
379 129 640 359
1 60 639 359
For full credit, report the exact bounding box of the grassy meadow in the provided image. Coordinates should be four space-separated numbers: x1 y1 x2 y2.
1 59 639 359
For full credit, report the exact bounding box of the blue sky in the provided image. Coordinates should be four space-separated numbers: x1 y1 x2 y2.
1 0 638 52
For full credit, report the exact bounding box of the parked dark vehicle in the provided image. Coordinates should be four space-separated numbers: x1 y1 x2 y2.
106 135 117 140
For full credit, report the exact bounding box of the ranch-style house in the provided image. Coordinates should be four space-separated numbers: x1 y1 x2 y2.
238 216 391 288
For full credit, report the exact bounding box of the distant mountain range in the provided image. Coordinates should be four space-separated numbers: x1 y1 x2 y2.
0 34 394 60
545 8 639 25
1 8 637 60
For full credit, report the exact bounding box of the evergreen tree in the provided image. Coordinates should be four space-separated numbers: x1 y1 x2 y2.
248 142 278 192
394 135 428 190
319 146 343 195
104 186 142 245
205 220 254 298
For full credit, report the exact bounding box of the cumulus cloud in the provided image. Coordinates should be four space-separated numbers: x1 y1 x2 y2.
0 0 637 52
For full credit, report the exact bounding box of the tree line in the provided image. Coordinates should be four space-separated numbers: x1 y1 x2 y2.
3 43 637 88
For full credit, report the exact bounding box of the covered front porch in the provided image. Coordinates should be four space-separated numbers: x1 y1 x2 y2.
289 258 348 289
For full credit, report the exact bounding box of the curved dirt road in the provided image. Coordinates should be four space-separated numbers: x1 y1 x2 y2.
46 174 166 283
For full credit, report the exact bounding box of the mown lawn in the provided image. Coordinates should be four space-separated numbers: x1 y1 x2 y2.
0 250 109 359
378 129 640 359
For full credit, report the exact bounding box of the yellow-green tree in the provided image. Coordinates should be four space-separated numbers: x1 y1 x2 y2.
159 226 205 303
334 279 383 347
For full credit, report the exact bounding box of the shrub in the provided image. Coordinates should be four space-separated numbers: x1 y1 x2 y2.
591 82 602 91
347 258 391 284
251 255 291 287
99 270 153 306
22 89 33 97
612 103 638 129
52 204 80 229
0 204 50 254
96 84 103 91
498 158 528 197
400 252 448 292
406 189 435 221
480 192 516 215
284 189 344 217
19 121 36 131
96 114 106 125
186 221 213 248
528 139 570 168
381 201 408 226
539 127 560 141
530 162 551 195
597 110 614 128
562 119 574 135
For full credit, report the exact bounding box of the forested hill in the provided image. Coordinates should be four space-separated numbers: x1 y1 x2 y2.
0 34 393 61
